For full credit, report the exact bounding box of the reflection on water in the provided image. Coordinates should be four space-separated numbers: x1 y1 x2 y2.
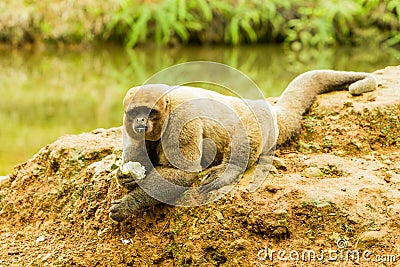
0 44 399 174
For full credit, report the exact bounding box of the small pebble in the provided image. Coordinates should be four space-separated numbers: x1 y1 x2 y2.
36 235 45 245
383 159 392 165
357 231 386 248
214 210 224 222
303 167 323 178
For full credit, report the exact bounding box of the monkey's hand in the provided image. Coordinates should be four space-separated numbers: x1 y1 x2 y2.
199 164 243 195
109 187 159 222
116 168 138 191
116 162 147 191
200 165 226 187
109 198 133 222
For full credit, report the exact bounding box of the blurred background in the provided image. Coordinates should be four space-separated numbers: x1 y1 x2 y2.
1 0 400 175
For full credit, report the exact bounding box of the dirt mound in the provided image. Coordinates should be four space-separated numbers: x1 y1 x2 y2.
1 67 400 266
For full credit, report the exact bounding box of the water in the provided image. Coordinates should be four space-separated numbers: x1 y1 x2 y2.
1 44 399 175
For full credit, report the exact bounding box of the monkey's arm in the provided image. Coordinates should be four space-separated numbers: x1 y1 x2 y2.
111 120 203 221
199 136 252 194
199 163 243 195
110 167 197 222
199 147 275 194
275 70 376 144
116 129 155 190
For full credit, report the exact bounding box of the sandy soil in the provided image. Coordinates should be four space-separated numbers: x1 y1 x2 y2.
0 66 399 266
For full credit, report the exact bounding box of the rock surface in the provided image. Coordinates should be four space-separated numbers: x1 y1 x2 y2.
0 66 399 266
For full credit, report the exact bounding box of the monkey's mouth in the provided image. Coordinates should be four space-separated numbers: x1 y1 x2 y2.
135 127 147 133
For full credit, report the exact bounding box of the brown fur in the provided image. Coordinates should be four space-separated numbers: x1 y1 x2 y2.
109 70 376 222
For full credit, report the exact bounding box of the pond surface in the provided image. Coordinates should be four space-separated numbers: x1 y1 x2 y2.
1 44 399 174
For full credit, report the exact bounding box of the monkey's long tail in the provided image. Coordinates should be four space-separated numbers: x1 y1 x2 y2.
274 70 376 145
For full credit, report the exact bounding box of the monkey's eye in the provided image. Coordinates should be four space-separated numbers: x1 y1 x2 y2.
126 106 152 118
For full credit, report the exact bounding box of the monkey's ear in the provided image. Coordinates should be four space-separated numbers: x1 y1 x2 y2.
123 86 140 111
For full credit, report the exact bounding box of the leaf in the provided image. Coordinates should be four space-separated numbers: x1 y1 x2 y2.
184 21 204 31
173 22 190 42
197 0 213 21
153 8 170 44
177 0 187 20
384 33 400 47
227 17 240 44
126 6 151 47
240 19 258 43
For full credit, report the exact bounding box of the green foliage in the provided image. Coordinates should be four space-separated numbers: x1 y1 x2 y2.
219 0 288 44
215 1 260 44
2 0 400 48
106 0 400 48
108 0 212 47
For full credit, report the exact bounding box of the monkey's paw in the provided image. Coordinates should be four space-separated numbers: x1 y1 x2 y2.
116 168 138 191
109 199 132 222
199 168 224 194
200 165 225 187
199 165 240 195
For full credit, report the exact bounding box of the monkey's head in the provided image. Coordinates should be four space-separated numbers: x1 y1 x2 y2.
123 84 170 141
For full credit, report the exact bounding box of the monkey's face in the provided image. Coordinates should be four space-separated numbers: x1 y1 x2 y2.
124 99 169 141
123 85 170 141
